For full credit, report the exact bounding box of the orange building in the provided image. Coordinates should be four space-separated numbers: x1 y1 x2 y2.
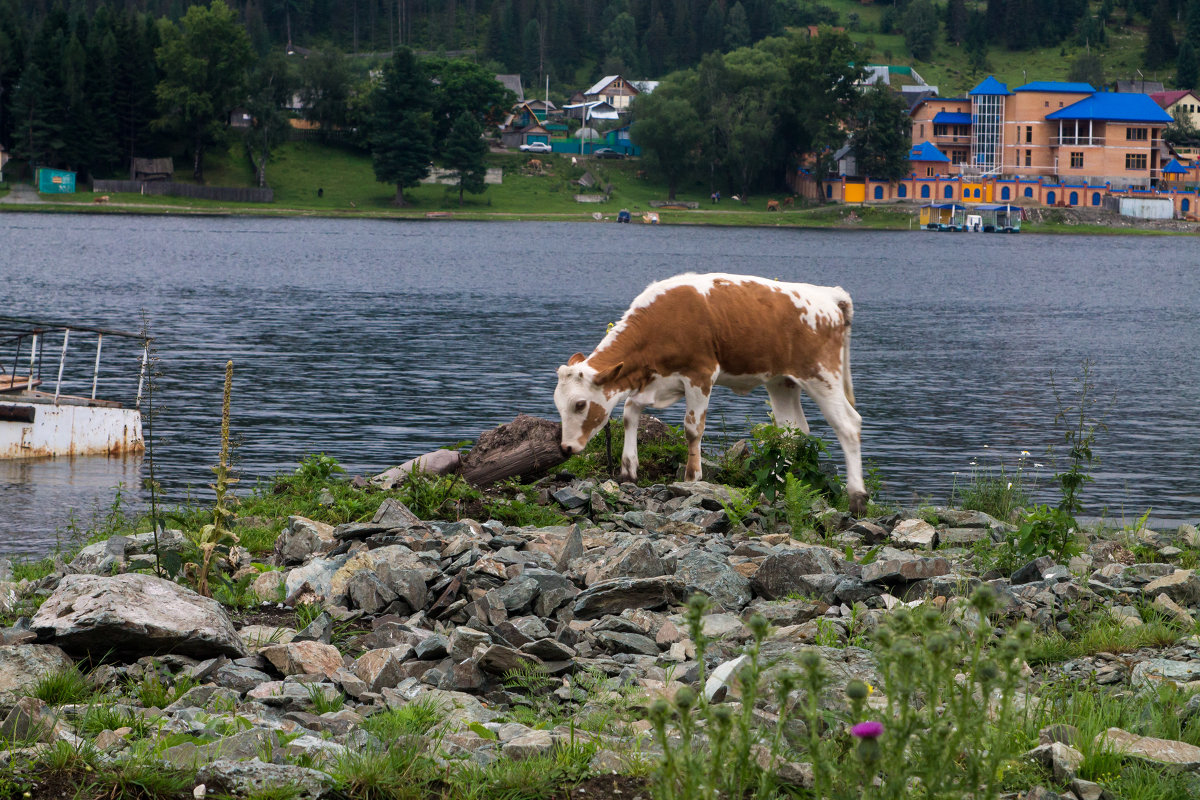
909 76 1173 188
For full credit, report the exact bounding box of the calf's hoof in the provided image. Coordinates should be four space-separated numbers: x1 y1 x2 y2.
616 468 637 483
848 491 869 517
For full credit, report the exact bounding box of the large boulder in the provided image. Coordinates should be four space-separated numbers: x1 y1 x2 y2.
31 573 247 659
0 645 74 702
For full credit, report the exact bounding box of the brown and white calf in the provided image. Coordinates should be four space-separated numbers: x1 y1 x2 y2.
554 273 868 514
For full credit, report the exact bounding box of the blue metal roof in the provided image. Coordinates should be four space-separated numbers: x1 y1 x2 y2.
909 141 950 162
1045 92 1173 123
1163 158 1189 174
1013 81 1095 93
969 76 1012 96
933 111 972 125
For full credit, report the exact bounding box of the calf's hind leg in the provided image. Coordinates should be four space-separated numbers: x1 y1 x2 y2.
803 379 868 516
766 377 809 433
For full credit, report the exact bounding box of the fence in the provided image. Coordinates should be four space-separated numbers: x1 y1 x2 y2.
92 180 273 203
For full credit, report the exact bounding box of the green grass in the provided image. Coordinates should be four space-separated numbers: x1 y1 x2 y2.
1025 607 1193 666
28 666 94 706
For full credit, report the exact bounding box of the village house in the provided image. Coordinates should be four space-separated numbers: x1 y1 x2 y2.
582 75 640 111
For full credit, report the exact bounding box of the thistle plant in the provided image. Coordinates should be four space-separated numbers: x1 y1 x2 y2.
184 360 240 597
648 594 791 800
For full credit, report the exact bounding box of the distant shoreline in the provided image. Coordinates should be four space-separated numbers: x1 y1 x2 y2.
1 193 1196 235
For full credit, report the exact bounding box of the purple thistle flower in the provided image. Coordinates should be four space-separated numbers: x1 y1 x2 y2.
850 721 884 740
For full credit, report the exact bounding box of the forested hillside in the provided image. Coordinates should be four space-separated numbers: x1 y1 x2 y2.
1 1 1197 190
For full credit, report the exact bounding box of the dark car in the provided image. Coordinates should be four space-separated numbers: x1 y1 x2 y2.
593 147 624 159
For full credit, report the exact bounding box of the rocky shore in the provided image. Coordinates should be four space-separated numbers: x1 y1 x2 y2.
1 470 1199 799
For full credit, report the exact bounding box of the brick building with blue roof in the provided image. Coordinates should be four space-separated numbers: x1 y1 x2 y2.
908 76 1173 189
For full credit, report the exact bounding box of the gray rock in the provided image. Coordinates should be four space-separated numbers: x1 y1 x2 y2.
449 627 492 661
552 487 589 510
275 517 336 566
1099 726 1200 770
752 547 849 600
1025 741 1084 783
572 577 687 620
372 497 425 527
345 570 399 614
1130 658 1200 688
676 551 752 611
1143 570 1200 607
260 640 345 678
890 519 938 549
286 555 351 601
588 539 667 584
197 758 333 798
862 556 951 584
521 568 579 618
0 645 73 702
1011 556 1057 585
594 631 659 656
31 573 247 659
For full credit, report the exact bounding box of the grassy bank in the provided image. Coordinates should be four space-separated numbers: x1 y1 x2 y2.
7 140 1194 235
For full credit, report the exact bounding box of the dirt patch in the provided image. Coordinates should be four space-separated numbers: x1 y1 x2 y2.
567 774 652 800
230 605 299 629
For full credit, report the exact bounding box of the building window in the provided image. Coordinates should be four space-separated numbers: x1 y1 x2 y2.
874 185 884 199
1044 101 1049 107
920 124 924 137
1126 127 1148 141
952 150 967 165
898 184 907 198
1069 191 1079 205
926 167 934 177
1025 149 1032 167
921 185 931 198
1001 186 1011 200
1026 126 1032 143
1126 153 1148 170
1070 152 1083 168
934 124 947 136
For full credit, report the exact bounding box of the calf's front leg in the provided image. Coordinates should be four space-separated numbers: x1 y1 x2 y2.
682 387 711 482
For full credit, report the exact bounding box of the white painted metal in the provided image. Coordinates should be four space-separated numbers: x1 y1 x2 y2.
136 347 148 409
92 333 103 400
54 328 69 404
1117 197 1174 219
0 401 143 459
28 334 37 379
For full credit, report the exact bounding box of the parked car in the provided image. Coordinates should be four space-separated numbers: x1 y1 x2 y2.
519 141 552 153
593 147 624 159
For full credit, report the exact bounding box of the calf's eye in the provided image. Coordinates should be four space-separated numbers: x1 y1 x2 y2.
574 400 587 413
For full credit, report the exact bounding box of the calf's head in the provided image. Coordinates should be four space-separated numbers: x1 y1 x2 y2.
554 353 624 455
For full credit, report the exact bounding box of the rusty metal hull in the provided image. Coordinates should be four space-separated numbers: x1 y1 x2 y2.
0 400 143 459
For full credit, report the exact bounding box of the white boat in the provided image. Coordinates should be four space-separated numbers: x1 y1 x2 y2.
0 317 145 459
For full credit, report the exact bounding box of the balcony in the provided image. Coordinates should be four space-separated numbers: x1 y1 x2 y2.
1051 136 1105 147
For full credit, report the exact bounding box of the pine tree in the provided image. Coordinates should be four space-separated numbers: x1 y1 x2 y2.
440 111 488 206
1145 0 1179 69
945 0 968 44
1187 0 1200 48
84 7 121 176
368 46 433 206
724 2 750 51
904 0 939 61
1178 39 1199 88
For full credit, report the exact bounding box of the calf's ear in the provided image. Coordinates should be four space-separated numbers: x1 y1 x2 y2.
567 353 586 366
593 361 624 385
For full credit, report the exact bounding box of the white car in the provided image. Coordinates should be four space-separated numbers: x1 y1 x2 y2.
519 141 552 153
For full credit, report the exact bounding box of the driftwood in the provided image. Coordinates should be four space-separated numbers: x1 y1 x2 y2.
459 414 568 487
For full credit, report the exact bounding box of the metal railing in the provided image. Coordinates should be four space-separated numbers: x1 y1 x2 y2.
0 317 149 408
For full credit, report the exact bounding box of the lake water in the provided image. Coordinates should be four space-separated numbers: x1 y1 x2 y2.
2 213 1198 556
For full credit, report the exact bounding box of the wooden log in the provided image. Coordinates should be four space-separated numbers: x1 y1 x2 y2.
459 414 568 487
